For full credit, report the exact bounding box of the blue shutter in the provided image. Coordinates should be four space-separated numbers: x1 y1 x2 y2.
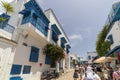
45 55 52 64
10 77 22 80
10 64 22 75
23 65 31 74
52 31 58 43
29 46 39 62
107 34 114 44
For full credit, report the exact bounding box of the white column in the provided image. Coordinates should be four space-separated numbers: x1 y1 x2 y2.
47 23 52 42
56 62 59 72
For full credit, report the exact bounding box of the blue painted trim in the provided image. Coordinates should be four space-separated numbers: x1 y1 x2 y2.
52 30 58 43
10 64 22 75
105 45 120 57
23 65 31 74
29 46 39 62
66 44 71 48
20 0 49 36
61 37 67 43
0 13 14 33
111 3 120 23
52 24 61 35
45 55 52 65
10 76 22 80
107 34 114 44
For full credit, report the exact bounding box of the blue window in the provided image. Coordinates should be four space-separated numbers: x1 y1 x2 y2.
61 37 67 49
10 77 22 80
52 31 58 43
23 65 31 74
10 64 22 75
29 46 39 62
107 34 114 44
88 56 91 60
66 45 71 54
61 42 65 49
45 55 52 65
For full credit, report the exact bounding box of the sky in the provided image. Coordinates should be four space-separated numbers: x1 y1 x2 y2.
1 0 120 59
37 0 120 59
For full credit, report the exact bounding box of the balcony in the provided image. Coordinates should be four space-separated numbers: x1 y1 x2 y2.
19 0 49 38
60 37 67 49
109 2 120 23
22 16 48 36
0 24 14 33
66 45 71 54
0 24 15 40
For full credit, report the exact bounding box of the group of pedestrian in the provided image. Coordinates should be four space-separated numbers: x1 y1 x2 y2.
94 65 120 80
73 64 101 80
73 64 120 80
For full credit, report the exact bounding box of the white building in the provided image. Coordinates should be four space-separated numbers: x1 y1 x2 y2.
44 9 71 71
104 2 120 68
87 52 98 64
0 0 71 80
66 53 78 69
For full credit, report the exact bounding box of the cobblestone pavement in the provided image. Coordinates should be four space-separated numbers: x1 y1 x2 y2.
56 70 74 80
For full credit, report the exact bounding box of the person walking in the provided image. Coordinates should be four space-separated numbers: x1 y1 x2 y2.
113 65 120 80
81 66 101 80
79 65 85 80
102 66 109 80
73 70 79 80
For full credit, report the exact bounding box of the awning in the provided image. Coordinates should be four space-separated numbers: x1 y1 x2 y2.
93 57 105 63
52 24 61 35
94 56 116 63
105 45 120 57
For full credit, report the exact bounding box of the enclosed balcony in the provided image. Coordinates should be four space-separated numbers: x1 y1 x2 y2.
52 31 58 43
19 0 49 38
51 24 61 43
61 37 67 49
108 2 120 23
66 44 71 54
0 24 14 33
0 13 15 39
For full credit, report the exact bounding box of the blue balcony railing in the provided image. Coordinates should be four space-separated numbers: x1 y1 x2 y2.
0 24 14 33
22 17 48 36
20 0 49 37
108 2 120 23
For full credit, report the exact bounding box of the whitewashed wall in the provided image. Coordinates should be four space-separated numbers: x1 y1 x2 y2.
12 31 50 80
106 21 120 49
0 41 16 80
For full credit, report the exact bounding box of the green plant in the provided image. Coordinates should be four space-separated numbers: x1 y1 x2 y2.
96 25 111 56
0 17 6 27
1 1 14 14
0 1 14 27
43 44 64 67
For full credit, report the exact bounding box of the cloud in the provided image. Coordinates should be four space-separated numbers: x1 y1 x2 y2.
69 34 83 41
69 34 83 47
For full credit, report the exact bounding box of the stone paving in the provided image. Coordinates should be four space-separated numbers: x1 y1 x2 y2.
56 69 74 80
